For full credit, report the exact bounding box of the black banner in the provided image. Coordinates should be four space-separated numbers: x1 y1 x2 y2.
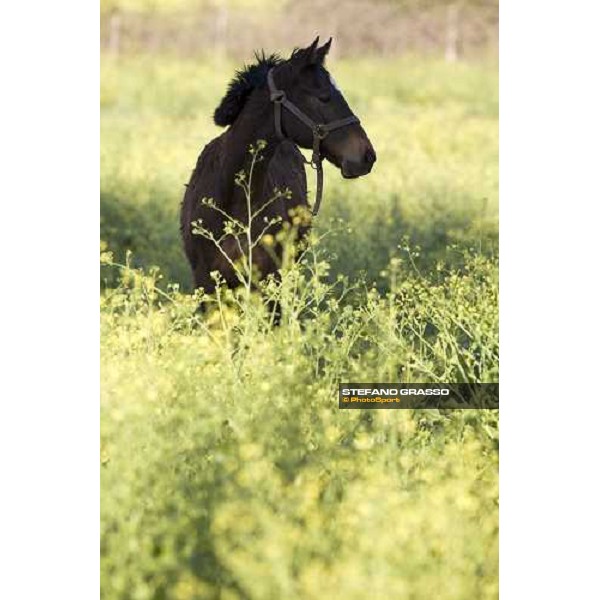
338 383 499 409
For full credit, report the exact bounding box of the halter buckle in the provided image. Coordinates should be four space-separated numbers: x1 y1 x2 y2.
314 124 328 139
270 90 286 103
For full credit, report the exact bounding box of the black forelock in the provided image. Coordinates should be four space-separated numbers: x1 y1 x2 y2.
213 51 284 127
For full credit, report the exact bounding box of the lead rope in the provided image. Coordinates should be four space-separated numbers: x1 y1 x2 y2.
267 68 359 217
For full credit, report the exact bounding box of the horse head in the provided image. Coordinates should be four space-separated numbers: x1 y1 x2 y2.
269 37 376 179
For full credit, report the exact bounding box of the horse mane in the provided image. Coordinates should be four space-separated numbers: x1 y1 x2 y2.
213 51 284 127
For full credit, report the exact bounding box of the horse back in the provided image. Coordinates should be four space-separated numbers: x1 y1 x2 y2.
180 133 226 250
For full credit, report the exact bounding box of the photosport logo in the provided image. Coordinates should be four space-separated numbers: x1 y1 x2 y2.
338 383 499 409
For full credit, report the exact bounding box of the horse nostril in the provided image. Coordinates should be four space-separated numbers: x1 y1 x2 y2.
364 147 376 166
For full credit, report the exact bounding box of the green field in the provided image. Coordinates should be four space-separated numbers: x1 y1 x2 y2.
101 54 499 599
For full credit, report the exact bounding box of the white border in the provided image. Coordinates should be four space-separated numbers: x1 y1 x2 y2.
0 2 99 598
501 1 600 598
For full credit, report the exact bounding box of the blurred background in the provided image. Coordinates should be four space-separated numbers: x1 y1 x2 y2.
100 0 498 61
100 0 498 290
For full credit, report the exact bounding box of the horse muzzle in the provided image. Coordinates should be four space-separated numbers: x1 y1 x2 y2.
341 146 377 179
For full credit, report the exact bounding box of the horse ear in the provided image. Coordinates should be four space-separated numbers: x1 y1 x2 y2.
305 36 320 62
291 37 320 67
315 37 332 64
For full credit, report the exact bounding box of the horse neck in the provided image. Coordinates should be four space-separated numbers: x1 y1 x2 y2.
221 92 280 207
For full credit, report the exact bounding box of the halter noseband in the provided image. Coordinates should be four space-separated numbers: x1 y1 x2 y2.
267 68 359 216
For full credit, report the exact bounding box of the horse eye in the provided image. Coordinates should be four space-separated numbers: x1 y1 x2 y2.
317 92 332 103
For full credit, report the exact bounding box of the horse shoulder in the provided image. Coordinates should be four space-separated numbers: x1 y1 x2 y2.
265 141 308 206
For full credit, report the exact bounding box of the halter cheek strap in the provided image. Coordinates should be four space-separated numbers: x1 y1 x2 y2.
267 68 359 216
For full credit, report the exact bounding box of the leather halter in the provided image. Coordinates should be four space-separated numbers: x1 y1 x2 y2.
267 68 360 216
